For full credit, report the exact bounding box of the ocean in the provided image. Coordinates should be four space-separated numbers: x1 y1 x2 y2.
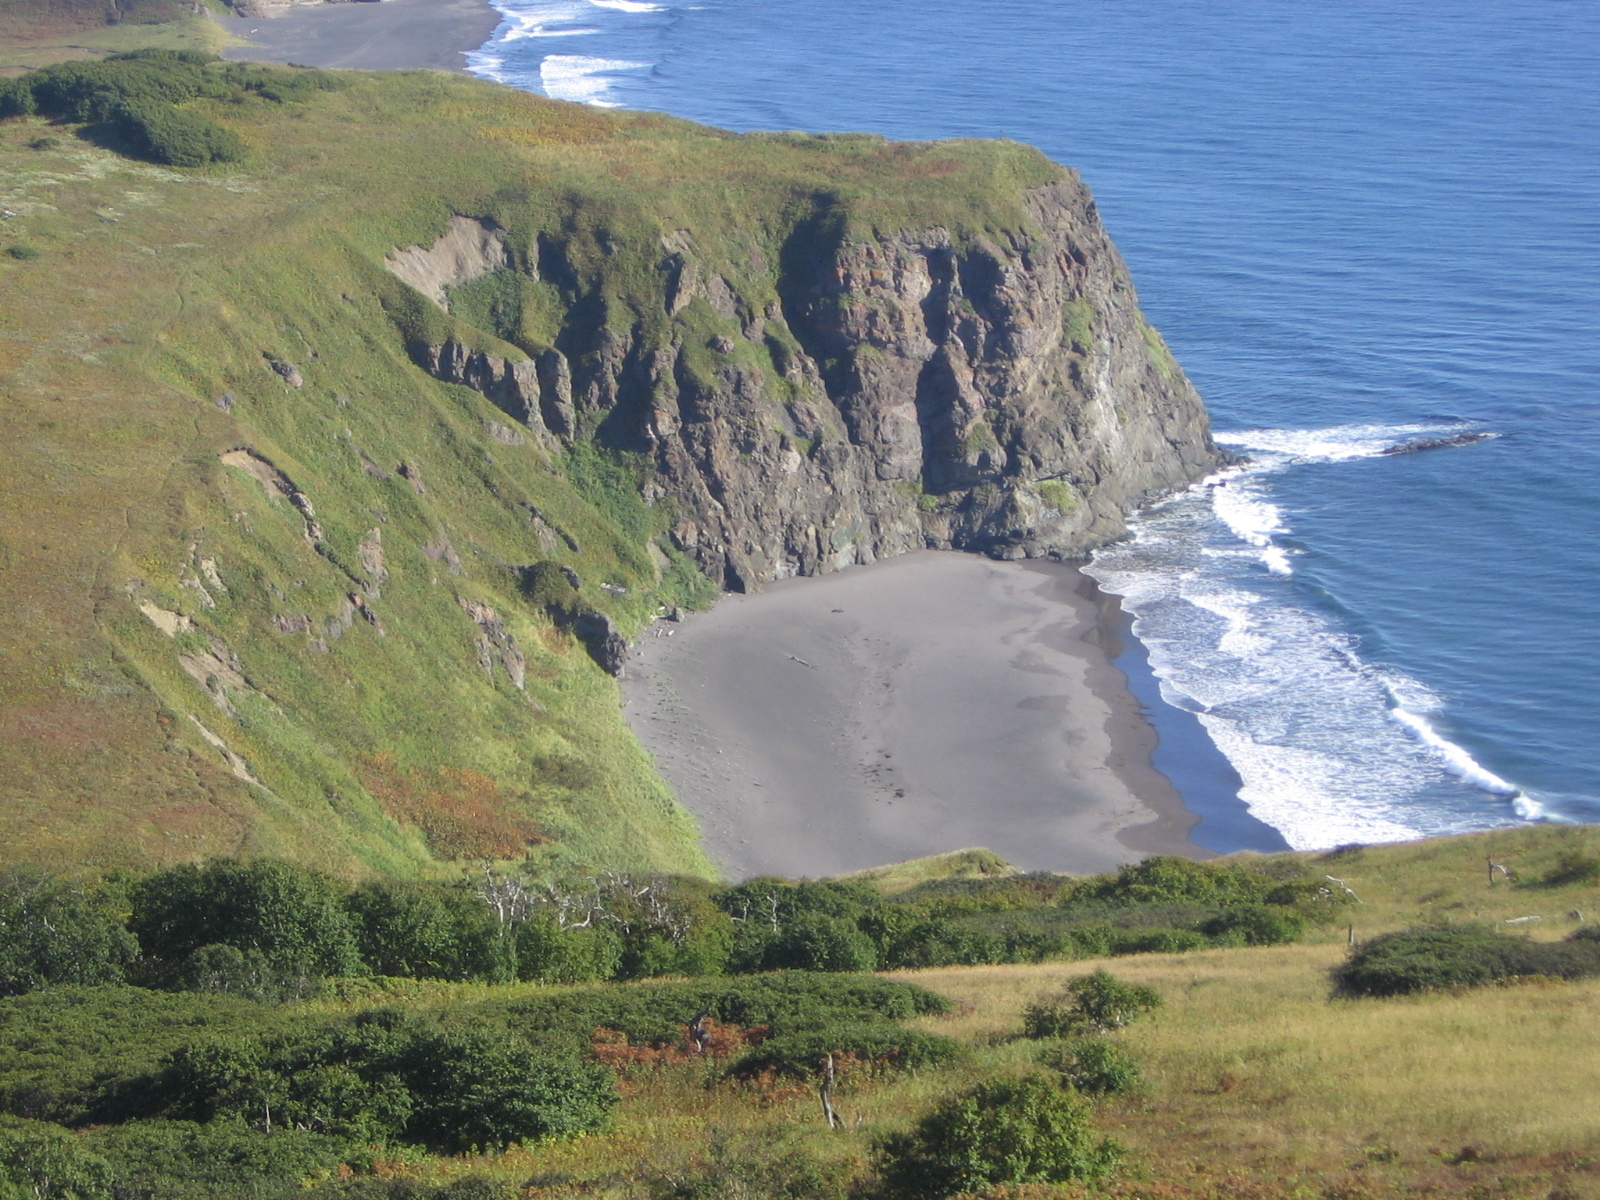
465 0 1600 851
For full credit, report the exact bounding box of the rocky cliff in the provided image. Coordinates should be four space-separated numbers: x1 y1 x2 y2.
404 181 1217 593
0 67 1216 878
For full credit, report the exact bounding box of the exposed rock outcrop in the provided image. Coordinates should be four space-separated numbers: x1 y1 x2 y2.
398 176 1219 593
385 215 509 307
418 343 573 442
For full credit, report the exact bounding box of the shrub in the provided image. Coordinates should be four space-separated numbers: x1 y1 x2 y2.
645 1132 847 1200
0 987 279 1127
0 79 37 119
346 881 511 983
399 1028 615 1152
0 1120 114 1200
513 916 620 984
83 1119 347 1200
726 1022 962 1080
875 1075 1120 1197
882 919 1005 969
1038 1038 1142 1095
1201 904 1308 946
1073 856 1272 907
130 858 363 986
6 246 40 261
1334 924 1600 997
1543 852 1600 887
761 915 878 973
1110 928 1208 955
303 1177 519 1200
1023 971 1161 1038
174 944 319 1003
147 1013 616 1152
113 99 244 167
504 973 947 1059
0 874 138 997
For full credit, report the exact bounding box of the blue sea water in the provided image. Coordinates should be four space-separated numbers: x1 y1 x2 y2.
466 0 1600 850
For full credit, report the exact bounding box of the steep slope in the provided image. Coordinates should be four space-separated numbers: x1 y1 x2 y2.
0 64 1218 877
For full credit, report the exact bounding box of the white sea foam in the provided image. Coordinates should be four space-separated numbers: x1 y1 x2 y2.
539 55 650 105
1088 419 1527 850
588 0 663 11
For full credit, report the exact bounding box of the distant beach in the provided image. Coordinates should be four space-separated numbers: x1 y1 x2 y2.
220 0 500 73
623 551 1208 880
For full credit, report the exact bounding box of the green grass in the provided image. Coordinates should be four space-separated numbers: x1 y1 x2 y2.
0 63 1075 880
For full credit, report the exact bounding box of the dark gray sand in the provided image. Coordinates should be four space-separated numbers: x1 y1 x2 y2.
622 551 1206 880
221 0 501 73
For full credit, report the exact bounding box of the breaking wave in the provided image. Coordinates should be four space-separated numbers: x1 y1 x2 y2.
1087 422 1539 849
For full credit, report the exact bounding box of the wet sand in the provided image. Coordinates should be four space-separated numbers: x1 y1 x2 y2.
622 551 1209 880
221 0 501 74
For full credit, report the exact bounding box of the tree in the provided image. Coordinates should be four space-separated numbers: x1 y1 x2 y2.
875 1075 1120 1197
397 1029 616 1152
0 1121 114 1200
513 916 619 984
0 872 139 997
1022 971 1162 1038
129 859 363 985
346 881 511 983
761 915 878 973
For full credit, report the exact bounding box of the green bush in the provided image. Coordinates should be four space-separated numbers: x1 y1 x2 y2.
174 944 321 1003
399 1028 615 1152
761 915 878 973
874 1075 1120 1197
0 875 138 997
1200 905 1308 946
346 881 511 983
1110 928 1208 955
513 916 620 984
147 1011 616 1152
505 972 947 1054
645 1132 847 1200
882 919 1006 969
130 858 364 986
1022 971 1162 1038
1543 852 1600 887
5 246 40 262
1038 1038 1142 1096
0 1120 114 1200
83 1120 347 1200
1073 856 1272 907
114 99 244 167
0 987 281 1126
0 79 37 119
1334 925 1600 997
303 1177 517 1200
726 1022 961 1080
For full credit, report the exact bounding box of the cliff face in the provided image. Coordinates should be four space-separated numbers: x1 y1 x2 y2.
0 69 1216 879
413 180 1217 593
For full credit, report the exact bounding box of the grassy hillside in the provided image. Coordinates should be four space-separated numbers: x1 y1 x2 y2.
0 59 1068 878
0 0 227 76
4 825 1599 1200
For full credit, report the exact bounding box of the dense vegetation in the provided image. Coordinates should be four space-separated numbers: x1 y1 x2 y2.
0 55 1078 879
0 854 1349 1002
1 50 345 165
1 827 1599 1198
1334 923 1600 996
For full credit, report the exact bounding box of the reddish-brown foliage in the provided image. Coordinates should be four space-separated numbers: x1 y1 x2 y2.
359 752 545 860
590 1019 768 1071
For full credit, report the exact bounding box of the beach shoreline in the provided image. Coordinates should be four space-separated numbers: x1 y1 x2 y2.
622 550 1210 881
220 0 501 74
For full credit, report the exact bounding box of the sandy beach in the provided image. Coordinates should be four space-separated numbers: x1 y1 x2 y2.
221 0 501 73
622 551 1208 880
